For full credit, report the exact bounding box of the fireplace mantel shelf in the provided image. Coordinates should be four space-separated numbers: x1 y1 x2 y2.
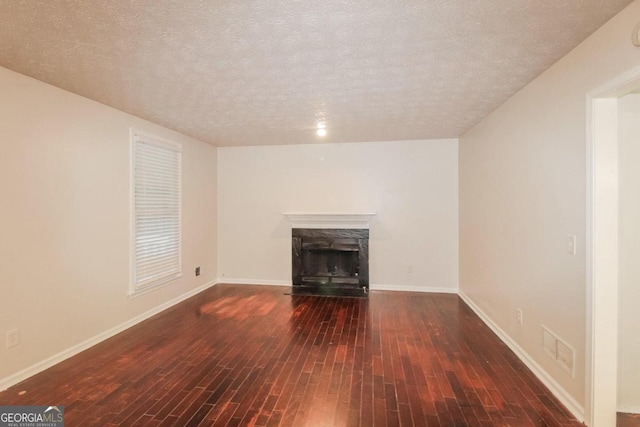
283 212 376 229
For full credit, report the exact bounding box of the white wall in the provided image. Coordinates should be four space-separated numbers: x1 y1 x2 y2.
618 93 640 413
0 66 217 387
217 139 458 292
459 0 640 418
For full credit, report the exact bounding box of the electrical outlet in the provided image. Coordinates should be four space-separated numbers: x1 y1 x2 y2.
516 308 523 325
6 329 20 349
633 23 640 46
407 265 413 274
566 235 577 255
195 266 201 277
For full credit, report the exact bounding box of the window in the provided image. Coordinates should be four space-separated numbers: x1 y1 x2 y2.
131 131 182 295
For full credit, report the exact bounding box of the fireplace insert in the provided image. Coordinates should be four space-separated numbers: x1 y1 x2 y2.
292 228 369 297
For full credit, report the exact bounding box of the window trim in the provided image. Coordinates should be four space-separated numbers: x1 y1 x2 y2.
129 129 183 297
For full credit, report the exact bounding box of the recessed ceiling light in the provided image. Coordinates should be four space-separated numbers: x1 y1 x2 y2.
316 121 327 137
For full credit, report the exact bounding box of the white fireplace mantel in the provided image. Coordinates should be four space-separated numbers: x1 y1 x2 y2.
283 212 376 229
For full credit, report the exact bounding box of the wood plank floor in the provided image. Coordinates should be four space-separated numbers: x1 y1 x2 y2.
618 413 640 427
0 284 583 426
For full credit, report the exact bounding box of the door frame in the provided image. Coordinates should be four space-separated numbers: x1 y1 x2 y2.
585 64 640 426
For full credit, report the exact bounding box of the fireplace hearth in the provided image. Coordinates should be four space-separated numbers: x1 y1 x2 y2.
292 228 369 297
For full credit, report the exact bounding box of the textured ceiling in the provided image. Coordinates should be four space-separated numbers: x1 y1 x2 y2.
0 0 633 146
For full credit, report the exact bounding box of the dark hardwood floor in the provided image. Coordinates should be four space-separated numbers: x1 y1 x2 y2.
0 284 583 426
618 413 640 427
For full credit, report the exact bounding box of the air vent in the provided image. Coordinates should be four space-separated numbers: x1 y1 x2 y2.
541 325 575 377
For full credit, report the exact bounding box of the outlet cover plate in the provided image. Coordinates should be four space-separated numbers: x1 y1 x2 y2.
566 235 577 255
6 329 20 349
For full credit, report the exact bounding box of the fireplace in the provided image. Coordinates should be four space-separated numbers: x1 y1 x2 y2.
284 212 375 297
291 228 369 297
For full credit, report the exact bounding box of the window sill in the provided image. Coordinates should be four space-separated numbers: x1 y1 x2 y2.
128 273 182 299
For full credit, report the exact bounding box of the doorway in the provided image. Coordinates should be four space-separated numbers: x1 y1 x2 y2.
587 65 640 427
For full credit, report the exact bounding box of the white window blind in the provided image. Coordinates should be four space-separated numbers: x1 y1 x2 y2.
132 133 182 294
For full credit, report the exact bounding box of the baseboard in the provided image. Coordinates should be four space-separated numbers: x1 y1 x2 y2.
216 278 290 286
618 405 640 415
370 283 458 293
0 280 217 392
216 280 458 294
458 291 585 422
